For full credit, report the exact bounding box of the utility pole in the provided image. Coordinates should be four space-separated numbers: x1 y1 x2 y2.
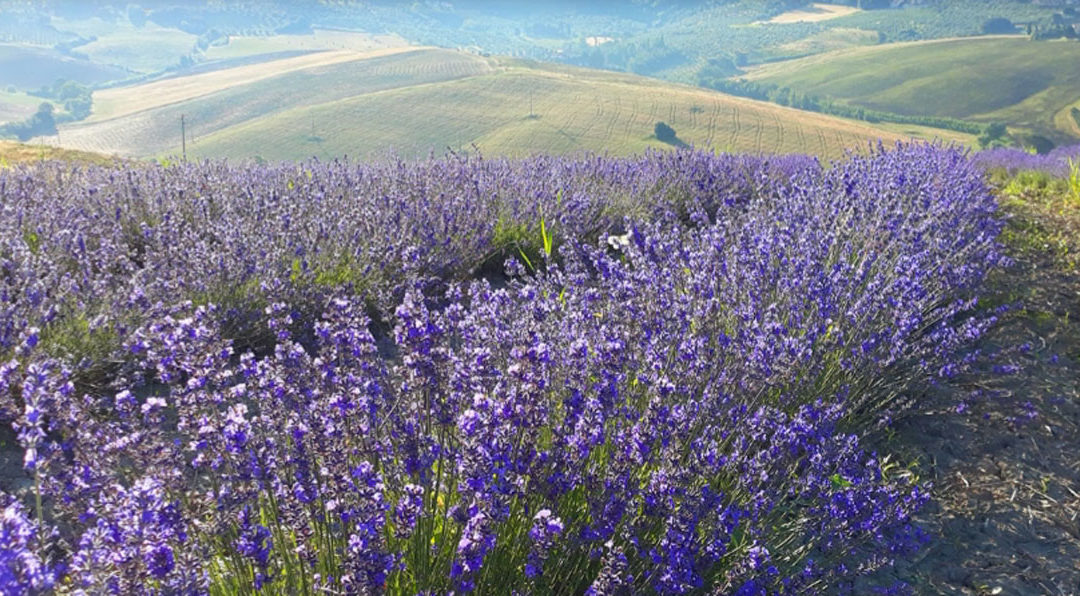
181 114 187 161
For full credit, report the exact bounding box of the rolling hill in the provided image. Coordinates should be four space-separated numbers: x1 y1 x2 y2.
742 36 1080 146
38 47 971 162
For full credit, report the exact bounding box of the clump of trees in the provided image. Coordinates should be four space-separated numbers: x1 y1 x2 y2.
0 102 57 141
1029 19 1079 41
31 79 92 121
0 78 96 141
981 17 1016 34
654 121 676 143
195 29 228 52
977 122 1009 149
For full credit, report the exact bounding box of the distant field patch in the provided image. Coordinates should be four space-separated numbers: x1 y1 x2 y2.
766 3 860 24
0 90 47 124
88 47 422 122
51 48 493 157
51 18 198 74
203 28 408 61
774 28 879 56
744 36 1080 143
871 122 975 146
0 43 129 89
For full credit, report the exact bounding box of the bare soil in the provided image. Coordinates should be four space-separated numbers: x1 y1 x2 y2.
874 257 1080 595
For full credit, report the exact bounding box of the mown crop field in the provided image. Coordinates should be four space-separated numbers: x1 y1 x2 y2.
0 90 44 125
766 27 879 58
85 48 423 122
42 48 494 158
743 36 1080 145
67 24 198 74
0 43 129 90
193 59 969 161
201 29 409 61
764 3 860 24
0 142 1013 593
42 48 969 162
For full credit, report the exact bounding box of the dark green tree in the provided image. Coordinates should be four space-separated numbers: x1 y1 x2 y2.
977 122 1009 149
981 17 1016 35
654 121 676 143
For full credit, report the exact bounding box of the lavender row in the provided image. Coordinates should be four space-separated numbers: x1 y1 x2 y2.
972 143 1080 177
0 150 816 365
0 143 1004 593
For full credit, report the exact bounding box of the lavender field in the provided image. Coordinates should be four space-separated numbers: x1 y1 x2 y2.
0 143 1027 594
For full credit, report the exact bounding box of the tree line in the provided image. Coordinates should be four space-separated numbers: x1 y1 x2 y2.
698 74 1009 145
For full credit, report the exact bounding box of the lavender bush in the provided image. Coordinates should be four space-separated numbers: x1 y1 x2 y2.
0 143 1003 593
1 499 56 594
0 150 814 368
972 143 1080 177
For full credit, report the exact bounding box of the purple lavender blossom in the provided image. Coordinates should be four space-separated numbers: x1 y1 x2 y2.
0 500 57 594
0 143 1003 593
972 143 1080 177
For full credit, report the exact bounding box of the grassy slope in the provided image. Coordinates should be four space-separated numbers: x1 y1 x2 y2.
193 58 972 161
87 47 422 122
43 48 970 162
48 48 493 157
769 27 879 58
50 17 199 74
743 36 1080 144
0 89 46 124
0 43 130 90
0 140 118 166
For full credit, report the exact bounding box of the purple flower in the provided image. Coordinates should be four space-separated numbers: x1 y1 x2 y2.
0 500 57 594
526 509 564 578
393 484 424 539
236 506 272 581
0 143 999 593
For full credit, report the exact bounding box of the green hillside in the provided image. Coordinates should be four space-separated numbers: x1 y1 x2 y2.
0 43 129 89
743 36 1080 146
40 48 971 162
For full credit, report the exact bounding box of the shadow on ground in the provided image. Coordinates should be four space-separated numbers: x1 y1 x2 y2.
658 135 690 149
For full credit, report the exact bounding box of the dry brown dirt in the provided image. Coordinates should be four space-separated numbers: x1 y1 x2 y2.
869 256 1080 595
